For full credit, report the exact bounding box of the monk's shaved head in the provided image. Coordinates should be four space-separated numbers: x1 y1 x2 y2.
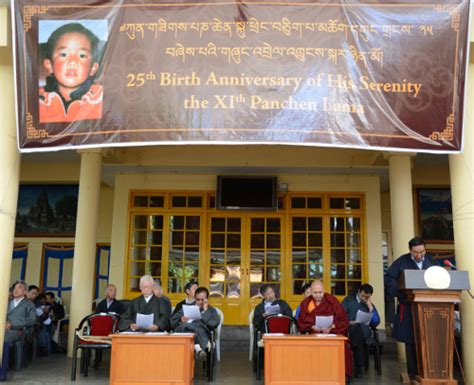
311 280 325 303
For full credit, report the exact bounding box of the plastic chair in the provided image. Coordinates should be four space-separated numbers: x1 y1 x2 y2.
248 308 255 361
214 307 224 362
204 307 224 382
71 313 118 381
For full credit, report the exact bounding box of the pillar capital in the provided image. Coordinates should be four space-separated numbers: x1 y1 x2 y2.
76 148 103 156
383 151 417 160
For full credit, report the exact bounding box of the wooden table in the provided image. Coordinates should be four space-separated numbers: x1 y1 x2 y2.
110 333 194 385
263 334 347 385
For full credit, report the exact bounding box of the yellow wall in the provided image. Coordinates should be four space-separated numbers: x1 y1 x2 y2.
12 162 114 296
109 171 384 326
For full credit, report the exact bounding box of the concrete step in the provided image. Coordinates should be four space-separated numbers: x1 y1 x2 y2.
220 326 251 351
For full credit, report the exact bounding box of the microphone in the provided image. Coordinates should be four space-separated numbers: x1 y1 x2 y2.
444 260 457 270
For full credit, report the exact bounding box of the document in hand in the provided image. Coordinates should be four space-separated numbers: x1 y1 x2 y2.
136 313 154 329
315 315 333 330
355 310 372 325
265 304 281 315
183 305 202 322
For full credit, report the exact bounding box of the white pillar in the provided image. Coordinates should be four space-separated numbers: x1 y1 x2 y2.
67 150 102 357
448 62 474 383
388 153 416 363
0 7 21 360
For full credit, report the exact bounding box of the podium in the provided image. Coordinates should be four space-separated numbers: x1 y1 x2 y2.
399 269 470 385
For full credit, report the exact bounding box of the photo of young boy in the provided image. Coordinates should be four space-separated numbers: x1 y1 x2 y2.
39 21 107 123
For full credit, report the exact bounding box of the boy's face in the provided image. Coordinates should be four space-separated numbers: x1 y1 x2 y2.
44 32 98 92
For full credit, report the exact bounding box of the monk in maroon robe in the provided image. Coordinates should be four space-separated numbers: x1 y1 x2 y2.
297 280 353 377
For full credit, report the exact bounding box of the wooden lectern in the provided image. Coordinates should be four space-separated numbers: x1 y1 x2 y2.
399 269 470 385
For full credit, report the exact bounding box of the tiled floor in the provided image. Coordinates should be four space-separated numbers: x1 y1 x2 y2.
8 350 407 385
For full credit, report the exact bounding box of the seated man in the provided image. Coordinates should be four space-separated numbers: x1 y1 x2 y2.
171 287 220 360
35 293 54 355
294 283 312 319
4 281 36 345
172 280 198 317
95 284 125 315
253 284 293 333
27 285 40 305
119 275 170 332
342 284 381 378
152 280 172 318
298 280 352 377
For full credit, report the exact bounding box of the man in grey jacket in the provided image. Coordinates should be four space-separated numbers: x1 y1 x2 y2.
171 287 220 360
5 281 36 344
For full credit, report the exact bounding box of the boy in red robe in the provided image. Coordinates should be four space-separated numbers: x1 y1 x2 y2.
297 280 353 378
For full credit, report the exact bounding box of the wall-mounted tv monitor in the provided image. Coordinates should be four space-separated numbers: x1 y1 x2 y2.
216 176 278 211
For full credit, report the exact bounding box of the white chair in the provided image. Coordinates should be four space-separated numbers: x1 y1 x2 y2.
214 307 224 362
248 308 255 361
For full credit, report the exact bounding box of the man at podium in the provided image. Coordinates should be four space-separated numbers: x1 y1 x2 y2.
385 237 433 381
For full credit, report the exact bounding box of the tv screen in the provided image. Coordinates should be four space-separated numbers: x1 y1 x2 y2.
216 176 278 211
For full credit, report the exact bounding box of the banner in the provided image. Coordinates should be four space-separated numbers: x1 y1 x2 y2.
12 0 470 153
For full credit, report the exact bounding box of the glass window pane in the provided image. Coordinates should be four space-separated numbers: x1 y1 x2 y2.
168 262 181 277
251 218 265 232
211 234 225 248
185 231 200 246
134 215 148 229
131 262 146 276
227 234 241 249
347 281 361 295
331 249 345 263
185 247 199 262
150 231 162 245
331 233 346 247
250 283 263 299
308 263 323 279
266 267 280 282
169 248 182 261
348 249 361 263
250 267 263 283
211 218 225 232
188 196 203 207
308 217 322 231
266 251 280 265
251 251 265 265
151 216 163 230
292 217 306 231
133 231 147 245
308 249 323 263
251 234 264 249
345 198 360 210
227 251 241 265
267 234 281 249
134 196 148 207
329 198 345 209
226 266 241 282
348 264 362 280
149 196 164 207
168 278 183 293
308 233 322 247
227 282 240 298
186 216 200 230
292 233 307 247
267 218 281 232
227 218 241 232
331 281 346 296
210 250 225 265
129 277 140 291
346 233 361 247
291 197 306 208
172 196 187 207
171 216 184 230
150 247 162 260
307 197 322 209
330 217 345 231
331 264 346 279
131 246 147 260
171 231 184 246
346 217 361 231
293 280 306 295
149 262 161 276
292 249 307 263
185 263 199 277
210 267 225 282
292 264 307 279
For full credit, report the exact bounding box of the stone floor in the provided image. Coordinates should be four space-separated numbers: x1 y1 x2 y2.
7 350 411 385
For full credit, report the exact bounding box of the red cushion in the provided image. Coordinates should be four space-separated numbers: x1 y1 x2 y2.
266 316 293 334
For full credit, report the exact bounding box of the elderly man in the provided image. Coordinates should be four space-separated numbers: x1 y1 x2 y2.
152 280 172 317
95 284 124 315
172 280 198 317
298 280 352 377
385 237 434 381
119 275 170 332
342 284 381 378
5 281 36 344
171 287 220 360
253 284 292 333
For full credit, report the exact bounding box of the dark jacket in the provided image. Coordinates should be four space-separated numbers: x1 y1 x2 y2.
253 299 293 333
95 298 125 315
384 252 433 343
119 295 170 331
172 298 195 317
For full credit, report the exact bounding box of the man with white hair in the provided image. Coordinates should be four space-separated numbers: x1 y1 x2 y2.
119 275 170 331
95 284 124 315
4 281 36 344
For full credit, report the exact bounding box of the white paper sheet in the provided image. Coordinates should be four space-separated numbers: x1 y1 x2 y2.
315 333 338 337
183 305 202 322
315 315 333 330
136 313 154 329
355 310 372 325
265 304 281 315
